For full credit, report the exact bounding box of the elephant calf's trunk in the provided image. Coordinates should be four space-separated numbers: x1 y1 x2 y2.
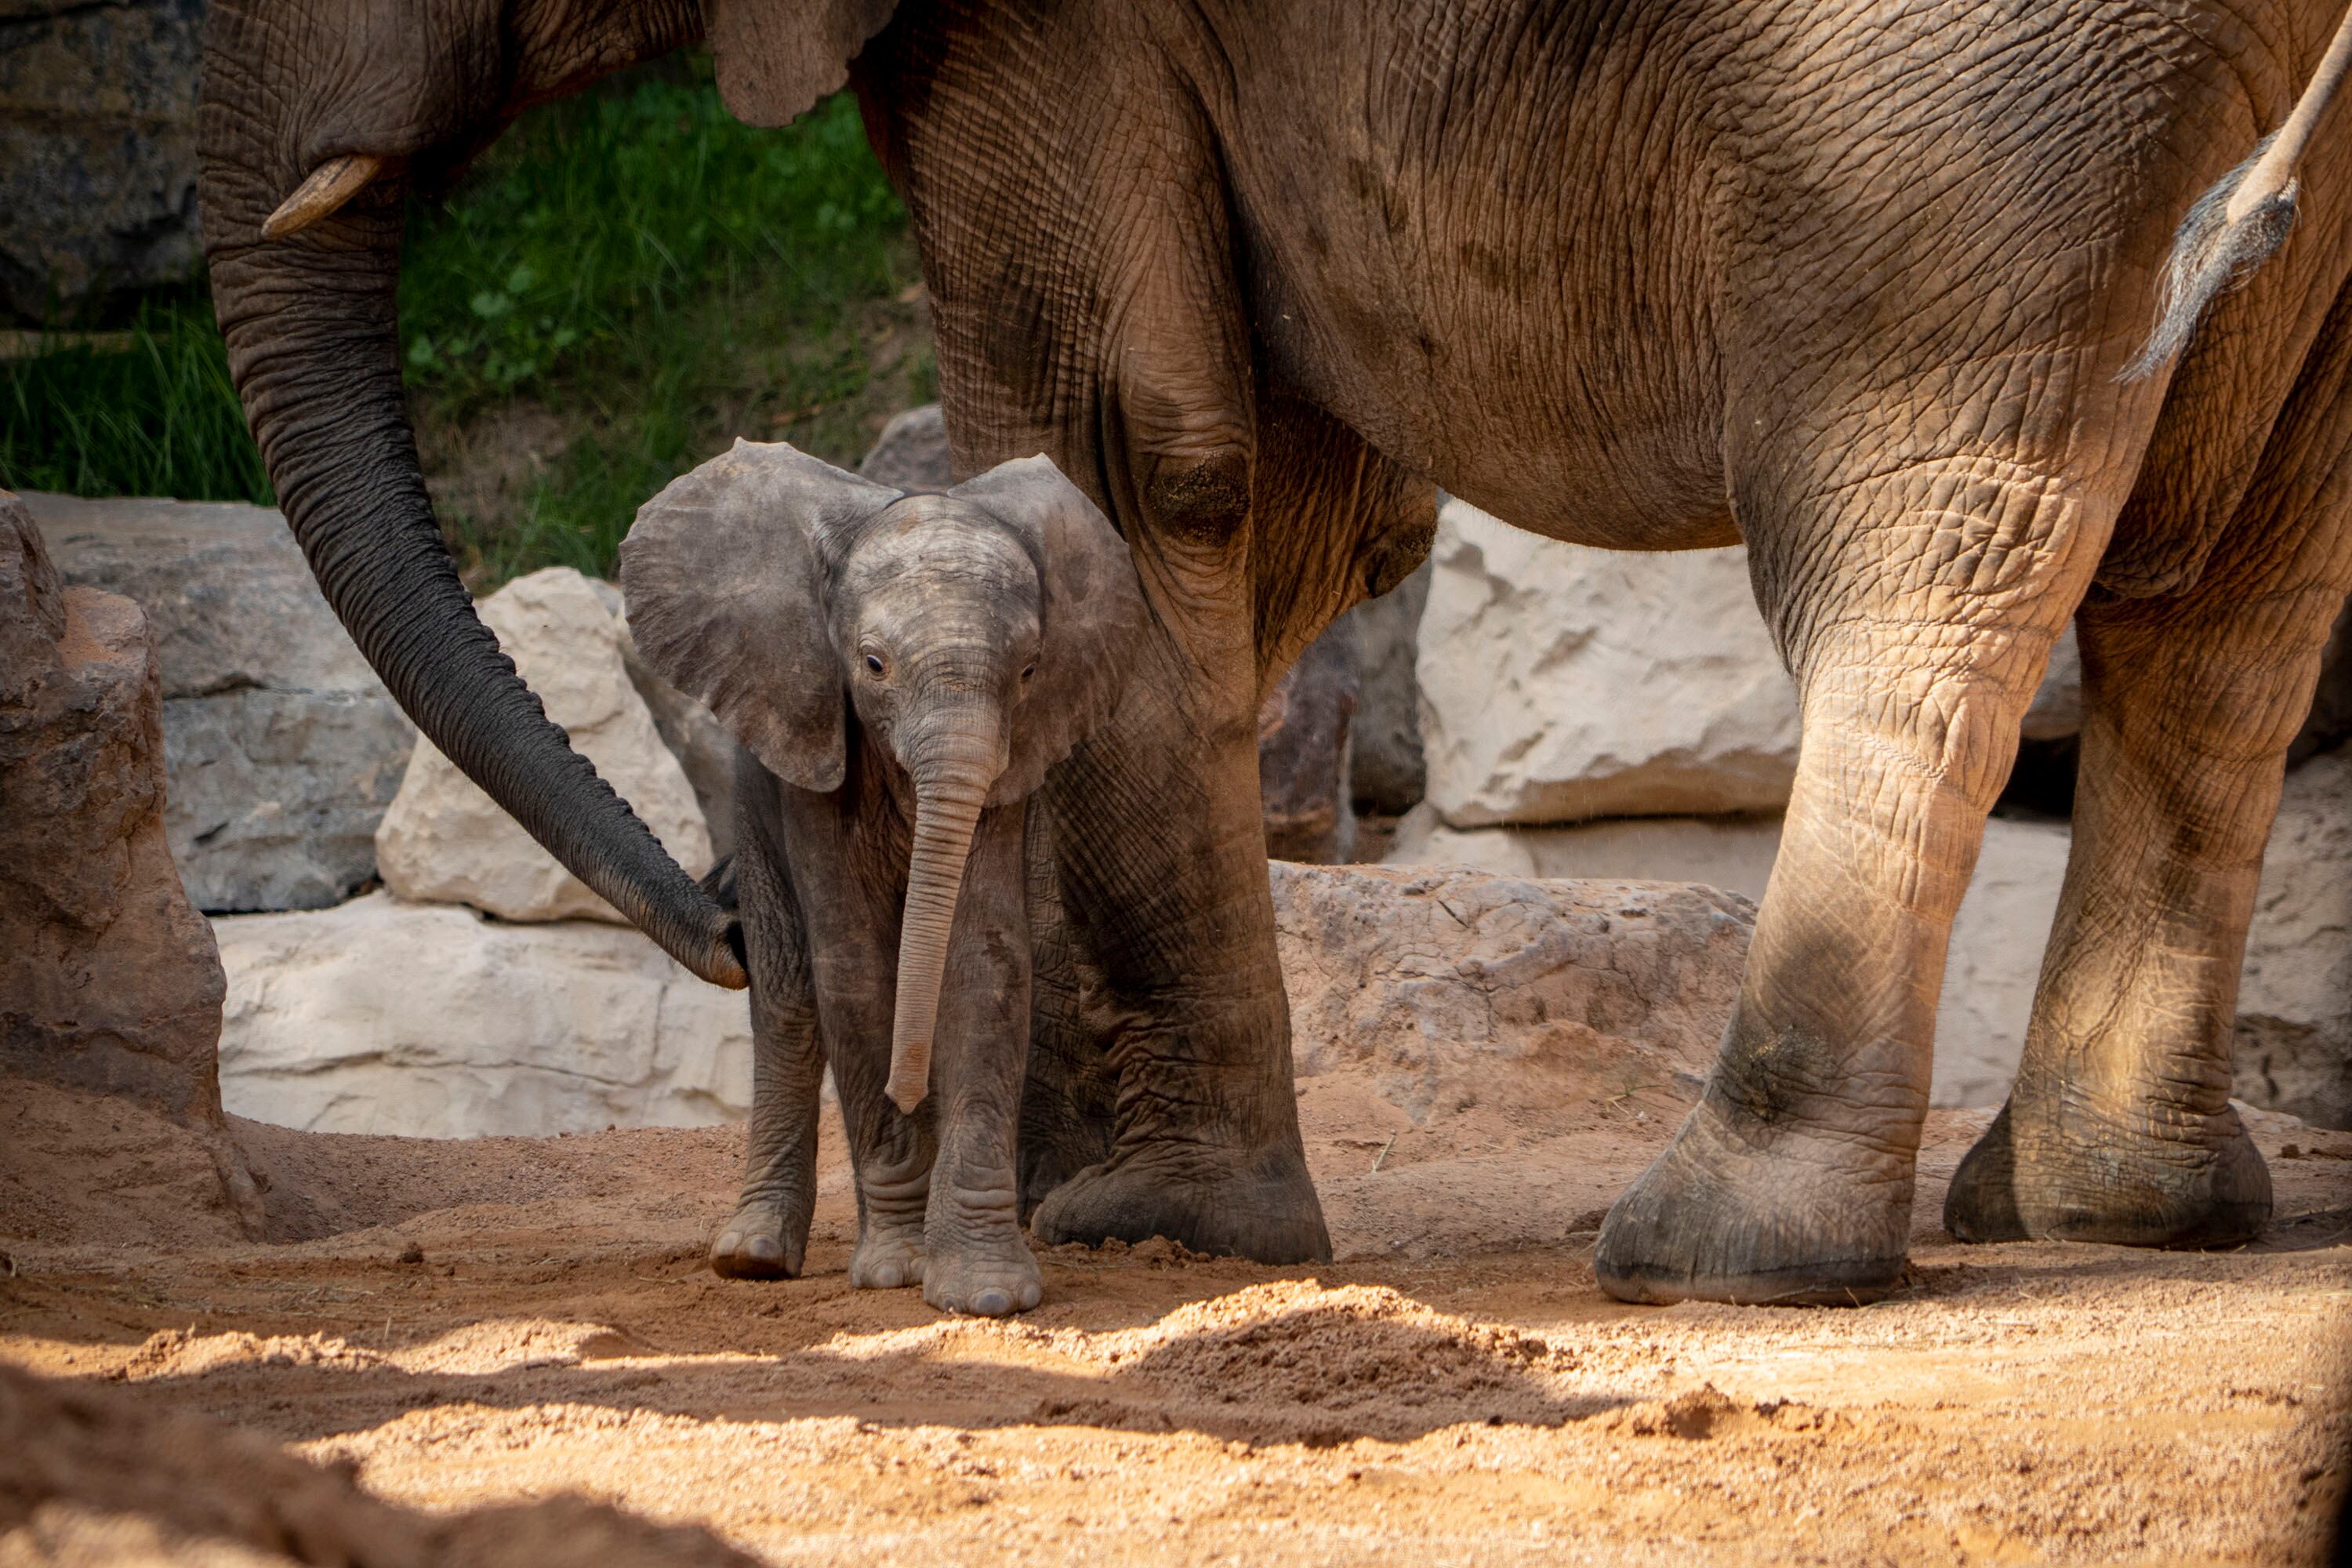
887 773 991 1113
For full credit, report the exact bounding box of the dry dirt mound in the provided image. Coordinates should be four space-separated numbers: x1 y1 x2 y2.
1095 1280 1584 1440
0 1359 752 1566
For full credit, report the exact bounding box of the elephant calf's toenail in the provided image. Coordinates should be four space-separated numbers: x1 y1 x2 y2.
971 1288 1012 1316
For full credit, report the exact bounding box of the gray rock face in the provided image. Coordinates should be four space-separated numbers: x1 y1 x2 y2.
1260 621 1361 863
31 492 416 913
858 402 955 489
0 0 202 321
1343 561 1430 815
1271 862 1753 1120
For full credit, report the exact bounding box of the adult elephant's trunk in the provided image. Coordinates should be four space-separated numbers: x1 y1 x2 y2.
887 746 997 1114
197 16 743 987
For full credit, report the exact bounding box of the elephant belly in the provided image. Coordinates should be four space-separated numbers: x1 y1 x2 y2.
1221 0 1738 553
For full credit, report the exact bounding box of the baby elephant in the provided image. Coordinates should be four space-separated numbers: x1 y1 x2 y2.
621 439 1145 1316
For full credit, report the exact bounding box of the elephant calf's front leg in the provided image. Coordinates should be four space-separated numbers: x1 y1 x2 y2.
713 793 825 1280
920 807 1043 1316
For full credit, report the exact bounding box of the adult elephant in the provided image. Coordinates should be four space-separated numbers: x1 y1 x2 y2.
200 0 2352 1303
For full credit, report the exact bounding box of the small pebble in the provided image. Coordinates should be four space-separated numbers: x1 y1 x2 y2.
397 1241 425 1265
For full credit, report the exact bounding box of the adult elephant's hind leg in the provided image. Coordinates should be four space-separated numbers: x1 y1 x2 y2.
1947 342 2352 1247
1596 456 2110 1305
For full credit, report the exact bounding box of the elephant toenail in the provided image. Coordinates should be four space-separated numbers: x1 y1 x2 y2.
971 1288 1012 1316
746 1233 782 1261
714 1230 742 1256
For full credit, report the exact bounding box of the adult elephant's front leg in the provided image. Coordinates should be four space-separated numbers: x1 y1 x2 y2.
1029 502 1330 1264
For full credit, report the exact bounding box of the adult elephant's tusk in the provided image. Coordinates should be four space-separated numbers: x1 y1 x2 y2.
263 154 387 240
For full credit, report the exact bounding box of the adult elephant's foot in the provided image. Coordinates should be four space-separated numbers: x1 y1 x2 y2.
1595 1092 1914 1306
709 1196 806 1281
1944 1096 2271 1247
1032 1138 1331 1264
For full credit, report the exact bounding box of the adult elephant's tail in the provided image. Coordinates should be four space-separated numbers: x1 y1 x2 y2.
2125 4 2352 379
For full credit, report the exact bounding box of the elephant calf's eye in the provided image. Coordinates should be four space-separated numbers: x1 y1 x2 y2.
864 653 885 674
1021 662 1037 681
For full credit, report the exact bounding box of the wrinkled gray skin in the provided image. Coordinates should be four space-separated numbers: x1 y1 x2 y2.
622 443 1145 1316
205 0 2352 1304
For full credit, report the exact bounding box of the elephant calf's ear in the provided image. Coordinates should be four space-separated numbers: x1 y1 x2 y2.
951 456 1149 800
620 439 895 794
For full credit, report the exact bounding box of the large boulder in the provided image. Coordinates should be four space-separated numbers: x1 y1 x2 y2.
1378 808 2113 1113
858 401 955 489
1417 500 1802 826
2234 742 2352 1127
1260 620 1361 863
31 492 416 913
1933 817 2072 1110
0 0 201 321
214 892 754 1138
375 568 713 923
1271 862 1752 1119
0 492 260 1232
1 492 223 1119
1386 804 1784 899
1343 561 1431 815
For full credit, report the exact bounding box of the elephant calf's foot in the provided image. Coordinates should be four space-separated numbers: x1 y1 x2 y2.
1030 1140 1331 1264
710 1196 808 1280
1595 1096 1914 1306
848 1221 927 1290
924 1231 1044 1317
1944 1098 2272 1247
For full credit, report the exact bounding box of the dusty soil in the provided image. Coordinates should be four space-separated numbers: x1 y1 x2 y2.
2 1072 2348 1567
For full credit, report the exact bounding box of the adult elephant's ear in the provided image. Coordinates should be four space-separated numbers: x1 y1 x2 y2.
620 440 895 793
953 456 1149 803
702 0 901 128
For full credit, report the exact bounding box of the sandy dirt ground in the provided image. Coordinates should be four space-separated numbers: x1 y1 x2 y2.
2 1070 2349 1567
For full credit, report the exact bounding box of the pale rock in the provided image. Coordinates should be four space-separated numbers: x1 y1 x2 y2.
1386 802 1784 900
1270 862 1752 1120
1934 818 2072 1110
1417 499 1802 825
1417 500 2100 824
2234 742 2352 1128
590 577 740 861
214 892 754 1137
375 568 713 923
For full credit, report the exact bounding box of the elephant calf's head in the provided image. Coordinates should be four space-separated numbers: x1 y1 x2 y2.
619 442 1145 1111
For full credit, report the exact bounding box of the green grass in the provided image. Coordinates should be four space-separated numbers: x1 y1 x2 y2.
0 57 931 587
0 294 274 506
